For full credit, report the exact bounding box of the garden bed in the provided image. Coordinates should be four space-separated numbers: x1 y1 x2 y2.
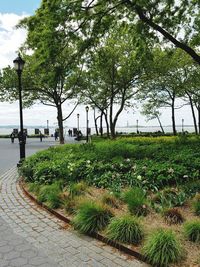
19 136 200 266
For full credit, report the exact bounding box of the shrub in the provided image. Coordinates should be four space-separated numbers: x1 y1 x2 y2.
28 183 40 195
122 187 149 216
106 215 144 244
101 193 119 208
184 221 200 243
192 194 200 216
143 229 182 266
69 182 88 198
73 201 113 234
63 197 77 214
37 182 62 209
163 208 184 225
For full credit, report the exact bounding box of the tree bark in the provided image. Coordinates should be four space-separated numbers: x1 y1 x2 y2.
171 100 177 135
93 108 99 136
197 104 200 134
188 95 198 135
57 104 64 144
104 111 110 138
100 111 103 136
156 115 165 134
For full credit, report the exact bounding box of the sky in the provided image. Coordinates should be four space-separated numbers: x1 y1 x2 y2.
0 1 197 131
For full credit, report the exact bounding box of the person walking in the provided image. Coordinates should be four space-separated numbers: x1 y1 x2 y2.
39 131 43 142
10 132 15 143
54 131 58 141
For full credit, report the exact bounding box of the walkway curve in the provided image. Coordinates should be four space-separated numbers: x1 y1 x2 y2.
0 167 148 267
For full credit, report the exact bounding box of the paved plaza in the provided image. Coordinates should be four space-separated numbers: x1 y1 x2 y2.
0 138 148 267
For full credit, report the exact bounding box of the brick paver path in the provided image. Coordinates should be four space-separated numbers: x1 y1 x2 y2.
0 167 148 267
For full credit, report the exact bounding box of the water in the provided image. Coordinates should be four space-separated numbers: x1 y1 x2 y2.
0 125 196 136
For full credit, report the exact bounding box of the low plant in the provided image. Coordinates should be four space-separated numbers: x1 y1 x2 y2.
122 187 149 216
73 201 113 234
101 193 119 208
69 181 88 198
63 197 77 214
163 208 184 225
184 221 200 243
37 182 62 209
192 194 200 216
106 215 144 244
142 229 183 266
28 183 40 195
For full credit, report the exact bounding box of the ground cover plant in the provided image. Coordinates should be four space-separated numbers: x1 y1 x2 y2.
20 136 200 266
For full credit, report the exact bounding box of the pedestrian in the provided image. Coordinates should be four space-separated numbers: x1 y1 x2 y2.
68 129 71 136
39 131 43 142
10 132 15 143
54 131 58 141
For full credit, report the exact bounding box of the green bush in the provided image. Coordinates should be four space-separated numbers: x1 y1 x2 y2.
184 221 200 243
101 193 119 208
143 229 182 266
73 201 113 234
69 181 87 198
28 183 40 195
37 182 62 209
106 215 144 244
192 195 200 216
122 187 149 216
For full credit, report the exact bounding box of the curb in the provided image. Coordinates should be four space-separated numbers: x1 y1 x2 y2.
19 180 147 264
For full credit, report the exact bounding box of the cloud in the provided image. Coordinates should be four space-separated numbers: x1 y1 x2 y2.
0 13 28 69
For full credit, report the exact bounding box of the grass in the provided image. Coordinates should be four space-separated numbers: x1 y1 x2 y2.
122 187 149 216
69 181 88 198
106 215 144 244
162 208 184 225
192 194 200 216
101 193 119 208
72 201 113 234
184 221 200 243
142 229 183 266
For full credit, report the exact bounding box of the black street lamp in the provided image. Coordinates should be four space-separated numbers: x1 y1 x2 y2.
13 53 25 162
77 113 80 132
86 106 89 143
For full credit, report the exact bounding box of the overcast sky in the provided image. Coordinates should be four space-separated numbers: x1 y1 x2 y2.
0 1 196 130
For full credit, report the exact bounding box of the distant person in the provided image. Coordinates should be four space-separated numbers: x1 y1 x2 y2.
39 131 43 142
23 131 27 144
10 132 15 143
68 129 71 136
54 131 58 141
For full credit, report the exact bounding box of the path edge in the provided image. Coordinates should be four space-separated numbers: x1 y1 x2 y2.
19 179 148 265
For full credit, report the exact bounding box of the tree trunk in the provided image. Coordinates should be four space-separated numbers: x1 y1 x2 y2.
189 95 198 134
104 111 110 138
100 111 103 136
93 108 99 136
156 115 165 134
197 104 200 134
171 100 177 135
57 104 64 144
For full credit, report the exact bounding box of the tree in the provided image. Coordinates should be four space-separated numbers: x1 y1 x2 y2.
80 24 147 138
61 0 200 65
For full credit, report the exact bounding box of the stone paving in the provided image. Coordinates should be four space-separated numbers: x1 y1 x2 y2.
0 167 149 267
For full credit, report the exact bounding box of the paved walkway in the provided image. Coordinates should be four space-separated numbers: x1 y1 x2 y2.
0 167 148 267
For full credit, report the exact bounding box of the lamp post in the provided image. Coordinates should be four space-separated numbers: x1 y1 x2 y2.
86 106 89 143
13 53 25 162
77 113 80 132
182 118 184 133
136 119 139 134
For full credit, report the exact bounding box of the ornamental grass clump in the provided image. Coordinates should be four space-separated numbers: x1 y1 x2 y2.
37 182 62 209
192 194 200 216
122 187 149 216
163 208 184 225
106 215 144 245
143 229 182 267
73 201 113 234
101 193 119 208
184 221 200 243
69 181 88 198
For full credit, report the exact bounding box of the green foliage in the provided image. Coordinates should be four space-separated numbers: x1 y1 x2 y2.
69 182 87 198
162 208 184 225
184 221 200 243
63 197 77 215
106 215 144 244
122 187 149 216
28 183 40 195
192 194 200 216
143 229 183 266
37 182 62 209
73 201 113 234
